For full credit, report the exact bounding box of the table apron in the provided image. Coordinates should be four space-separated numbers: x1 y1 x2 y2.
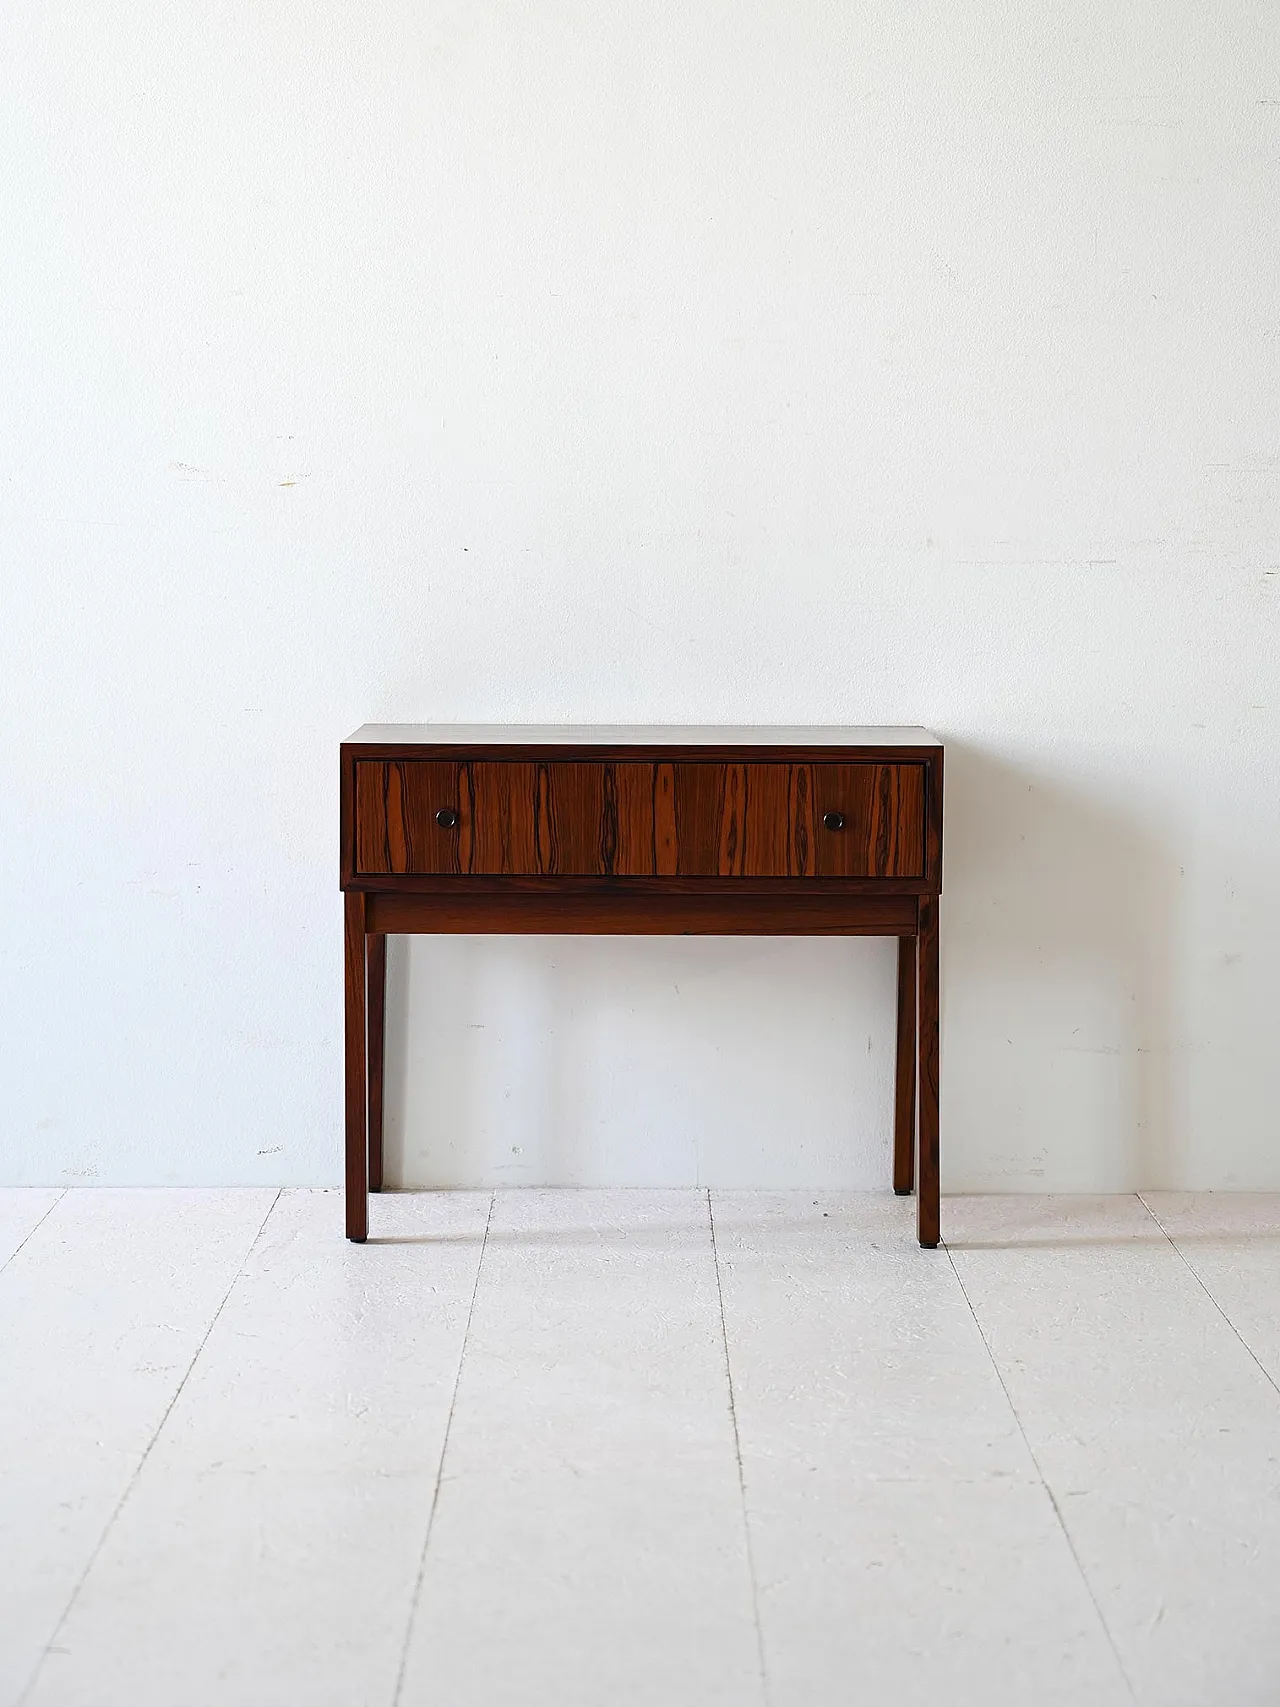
364 890 920 936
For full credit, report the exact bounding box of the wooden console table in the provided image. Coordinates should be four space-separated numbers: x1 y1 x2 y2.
340 726 942 1246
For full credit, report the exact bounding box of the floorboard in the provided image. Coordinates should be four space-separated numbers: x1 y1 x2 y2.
397 1189 763 1707
5 1188 1280 1707
20 1190 491 1707
713 1191 1130 1707
0 1191 64 1271
0 1189 276 1707
948 1194 1280 1707
1142 1191 1280 1392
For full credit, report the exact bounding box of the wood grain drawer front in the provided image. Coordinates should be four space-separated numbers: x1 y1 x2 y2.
354 760 925 878
675 762 925 878
355 761 665 876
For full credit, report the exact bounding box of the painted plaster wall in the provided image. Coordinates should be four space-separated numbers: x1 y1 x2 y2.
2 1 1277 1189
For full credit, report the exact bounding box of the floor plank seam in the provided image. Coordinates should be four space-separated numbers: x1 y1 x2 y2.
943 1237 1138 1704
13 1187 284 1707
1136 1193 1280 1406
391 1189 495 1707
707 1189 771 1707
0 1190 68 1278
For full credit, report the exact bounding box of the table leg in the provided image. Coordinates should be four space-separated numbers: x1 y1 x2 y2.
367 933 386 1193
893 933 917 1195
344 891 368 1242
917 895 940 1248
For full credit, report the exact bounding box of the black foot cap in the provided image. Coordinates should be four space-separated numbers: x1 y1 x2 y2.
919 1239 939 1249
894 1187 913 1196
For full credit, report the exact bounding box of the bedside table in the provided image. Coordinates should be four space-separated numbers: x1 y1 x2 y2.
340 726 942 1246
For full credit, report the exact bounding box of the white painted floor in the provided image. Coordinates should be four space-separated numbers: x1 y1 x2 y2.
3 1191 1279 1706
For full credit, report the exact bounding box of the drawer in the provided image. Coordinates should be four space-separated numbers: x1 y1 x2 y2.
354 760 926 879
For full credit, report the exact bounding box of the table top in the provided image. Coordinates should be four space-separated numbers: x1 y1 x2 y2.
345 724 941 748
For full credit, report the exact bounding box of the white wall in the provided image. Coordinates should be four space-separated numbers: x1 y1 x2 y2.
3 1 1278 1191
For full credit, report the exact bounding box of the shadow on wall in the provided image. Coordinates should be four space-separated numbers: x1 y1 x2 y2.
942 741 1185 1192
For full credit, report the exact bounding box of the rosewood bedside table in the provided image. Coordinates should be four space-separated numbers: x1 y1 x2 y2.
340 727 942 1247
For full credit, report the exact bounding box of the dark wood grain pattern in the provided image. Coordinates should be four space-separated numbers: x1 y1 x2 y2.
653 762 678 875
352 873 933 897
344 890 368 1243
341 729 943 1246
613 763 656 874
916 894 940 1248
468 762 530 872
789 763 817 876
812 765 925 878
366 890 918 937
924 746 945 890
355 760 453 875
692 762 925 878
669 762 720 875
894 934 916 1196
340 743 356 887
367 934 386 1194
354 759 925 880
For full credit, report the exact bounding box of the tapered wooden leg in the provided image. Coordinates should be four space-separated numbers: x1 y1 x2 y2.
367 933 386 1193
344 891 368 1242
894 933 917 1195
916 895 940 1248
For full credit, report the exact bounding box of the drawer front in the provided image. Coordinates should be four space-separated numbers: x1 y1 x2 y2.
355 760 925 878
674 762 925 878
